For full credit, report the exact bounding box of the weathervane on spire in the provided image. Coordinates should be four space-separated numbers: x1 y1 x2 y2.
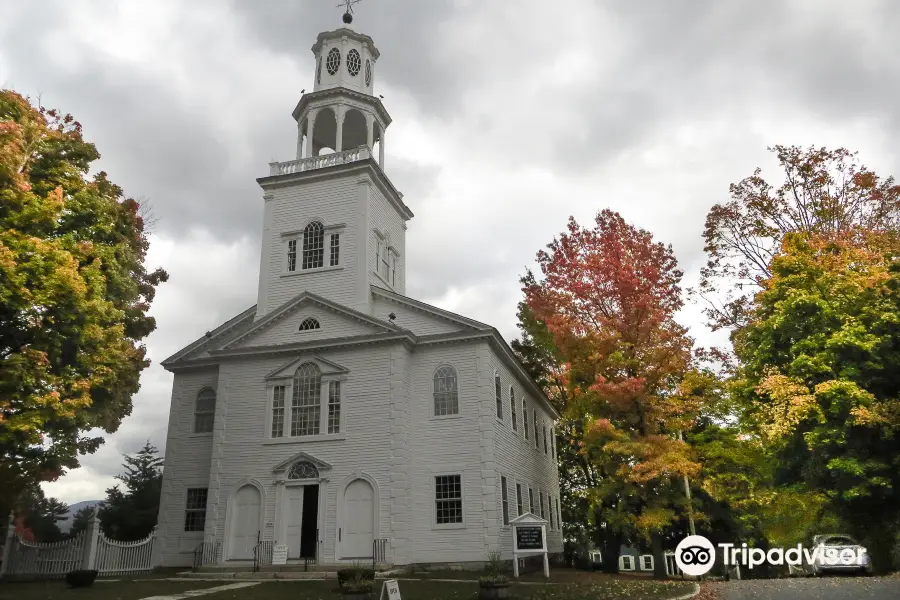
338 0 362 24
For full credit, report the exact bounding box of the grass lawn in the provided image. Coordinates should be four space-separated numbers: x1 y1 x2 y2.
0 579 225 600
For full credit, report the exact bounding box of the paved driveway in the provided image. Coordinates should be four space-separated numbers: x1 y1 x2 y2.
708 576 900 600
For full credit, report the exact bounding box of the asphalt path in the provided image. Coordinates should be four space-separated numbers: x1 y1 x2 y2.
707 576 900 600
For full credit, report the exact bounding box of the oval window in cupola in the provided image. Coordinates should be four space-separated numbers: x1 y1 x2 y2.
299 317 321 331
326 47 341 75
347 49 361 76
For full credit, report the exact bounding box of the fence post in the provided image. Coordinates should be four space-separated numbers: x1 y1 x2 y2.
80 511 102 570
0 512 14 579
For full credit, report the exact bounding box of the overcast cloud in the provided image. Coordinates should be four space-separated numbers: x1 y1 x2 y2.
1 0 898 503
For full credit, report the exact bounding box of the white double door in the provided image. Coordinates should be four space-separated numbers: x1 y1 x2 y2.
228 485 261 560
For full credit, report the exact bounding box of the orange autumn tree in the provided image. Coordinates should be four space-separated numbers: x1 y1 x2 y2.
524 210 704 576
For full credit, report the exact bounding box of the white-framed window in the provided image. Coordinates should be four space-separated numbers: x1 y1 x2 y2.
640 555 654 571
291 363 321 436
433 365 459 416
523 399 529 441
494 372 503 420
550 427 555 460
302 221 325 269
528 487 535 514
434 474 463 526
390 254 397 286
285 222 341 272
515 483 523 516
327 380 341 434
549 497 554 529
500 476 509 526
533 411 539 449
194 388 216 433
268 363 344 440
330 233 340 266
381 247 390 280
620 555 635 571
271 385 286 438
543 425 548 455
184 488 208 532
375 237 383 275
557 495 562 529
299 317 320 331
510 388 517 432
539 491 545 519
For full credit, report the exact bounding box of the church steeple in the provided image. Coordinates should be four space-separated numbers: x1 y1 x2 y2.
289 11 389 169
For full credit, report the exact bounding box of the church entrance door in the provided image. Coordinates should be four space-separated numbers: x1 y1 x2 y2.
342 479 374 558
286 485 319 558
228 485 261 560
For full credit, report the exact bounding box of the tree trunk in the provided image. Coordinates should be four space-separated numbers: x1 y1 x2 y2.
600 526 622 574
651 531 667 579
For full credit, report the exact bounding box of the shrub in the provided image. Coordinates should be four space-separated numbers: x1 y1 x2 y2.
65 570 98 588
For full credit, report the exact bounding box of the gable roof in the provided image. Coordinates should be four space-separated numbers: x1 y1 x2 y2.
222 291 404 350
370 286 491 331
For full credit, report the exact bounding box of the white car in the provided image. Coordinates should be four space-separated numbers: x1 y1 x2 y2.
808 534 873 576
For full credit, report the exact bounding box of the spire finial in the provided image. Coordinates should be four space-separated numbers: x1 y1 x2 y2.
338 0 362 24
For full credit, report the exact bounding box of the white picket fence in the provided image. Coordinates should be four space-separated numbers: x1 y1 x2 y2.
0 512 155 580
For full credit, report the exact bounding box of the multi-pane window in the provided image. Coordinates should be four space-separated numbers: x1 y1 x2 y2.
495 373 503 420
287 239 298 272
523 400 529 441
271 385 286 438
299 317 320 331
381 248 390 280
550 428 555 459
390 255 397 286
330 233 340 266
528 488 535 514
557 496 562 529
501 476 509 526
184 488 208 532
516 483 523 516
511 388 517 431
291 363 321 436
435 475 462 525
533 411 539 449
539 492 545 519
302 221 325 269
328 380 341 434
194 388 216 433
543 425 548 455
433 365 459 416
375 238 383 275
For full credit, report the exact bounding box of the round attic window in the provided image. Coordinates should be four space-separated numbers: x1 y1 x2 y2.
365 59 372 86
326 48 341 75
347 49 361 76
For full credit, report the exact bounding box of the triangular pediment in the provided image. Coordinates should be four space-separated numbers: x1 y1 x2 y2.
272 451 332 473
265 355 349 381
225 292 399 350
509 512 548 526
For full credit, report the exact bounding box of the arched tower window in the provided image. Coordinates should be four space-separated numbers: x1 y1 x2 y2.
194 388 216 433
288 461 319 480
302 221 324 269
299 317 321 331
292 363 321 436
433 366 459 416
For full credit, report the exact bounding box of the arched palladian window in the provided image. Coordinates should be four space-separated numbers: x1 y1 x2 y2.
194 388 216 433
299 317 320 331
288 461 319 480
302 221 324 269
292 363 322 436
433 366 459 416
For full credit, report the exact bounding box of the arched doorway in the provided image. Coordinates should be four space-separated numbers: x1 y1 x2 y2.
342 479 375 558
228 485 261 560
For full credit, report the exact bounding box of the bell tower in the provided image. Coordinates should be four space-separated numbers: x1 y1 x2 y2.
293 8 389 168
254 7 413 320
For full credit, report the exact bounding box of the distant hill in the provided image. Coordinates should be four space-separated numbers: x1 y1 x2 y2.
59 500 102 533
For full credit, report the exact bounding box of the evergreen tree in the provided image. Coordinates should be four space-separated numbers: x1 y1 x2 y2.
18 486 68 542
98 442 164 541
68 505 96 537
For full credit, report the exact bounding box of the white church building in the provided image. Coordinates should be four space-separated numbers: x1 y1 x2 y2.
153 15 562 569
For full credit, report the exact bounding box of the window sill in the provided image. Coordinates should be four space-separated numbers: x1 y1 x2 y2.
264 434 346 445
430 413 462 421
189 432 214 438
432 523 466 531
282 265 343 277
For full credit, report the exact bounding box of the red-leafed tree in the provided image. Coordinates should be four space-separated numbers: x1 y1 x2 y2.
524 210 706 576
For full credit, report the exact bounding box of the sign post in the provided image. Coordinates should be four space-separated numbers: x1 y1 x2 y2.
509 512 550 579
379 578 401 600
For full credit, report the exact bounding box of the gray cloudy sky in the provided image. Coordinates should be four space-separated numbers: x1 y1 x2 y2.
2 0 899 504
